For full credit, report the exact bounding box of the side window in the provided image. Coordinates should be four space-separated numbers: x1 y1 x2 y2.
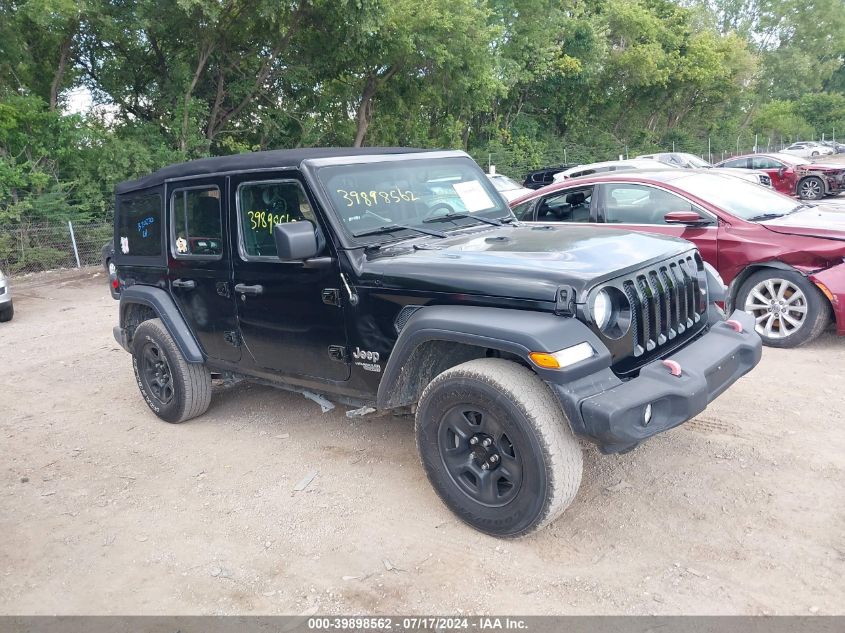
722 158 749 168
751 157 782 170
116 193 162 257
511 200 535 221
171 187 223 258
536 187 593 222
238 180 316 259
604 184 698 225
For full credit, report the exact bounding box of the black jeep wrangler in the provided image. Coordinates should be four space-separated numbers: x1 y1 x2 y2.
112 148 761 537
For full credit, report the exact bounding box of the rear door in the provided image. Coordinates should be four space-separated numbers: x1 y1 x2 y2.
597 182 719 268
167 179 241 363
750 156 794 195
520 185 598 223
230 172 349 381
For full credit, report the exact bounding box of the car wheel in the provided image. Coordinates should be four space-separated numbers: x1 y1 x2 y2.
132 318 212 423
0 304 13 322
811 151 819 157
415 358 582 538
798 176 825 200
738 270 830 348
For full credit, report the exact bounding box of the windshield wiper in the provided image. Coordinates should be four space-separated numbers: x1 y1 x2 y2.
353 224 447 239
422 212 502 226
749 204 814 222
748 212 786 222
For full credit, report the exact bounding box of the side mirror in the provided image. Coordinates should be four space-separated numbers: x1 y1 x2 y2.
664 211 712 226
273 221 320 261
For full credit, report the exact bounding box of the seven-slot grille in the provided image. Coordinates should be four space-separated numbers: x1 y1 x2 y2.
620 254 704 358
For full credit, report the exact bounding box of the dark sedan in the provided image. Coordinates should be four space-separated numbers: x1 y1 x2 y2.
510 170 845 348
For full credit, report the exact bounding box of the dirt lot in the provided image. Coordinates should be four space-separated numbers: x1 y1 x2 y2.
1 271 843 616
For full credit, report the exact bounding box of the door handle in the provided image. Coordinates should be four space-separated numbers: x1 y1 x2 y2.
172 279 196 290
234 283 264 296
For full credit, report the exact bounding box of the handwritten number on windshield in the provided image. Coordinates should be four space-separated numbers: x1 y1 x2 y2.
337 188 419 207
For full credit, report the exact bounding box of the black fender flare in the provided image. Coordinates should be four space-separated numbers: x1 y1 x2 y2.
118 285 205 363
376 305 611 409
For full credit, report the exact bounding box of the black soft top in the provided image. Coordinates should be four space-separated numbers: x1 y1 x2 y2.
115 147 432 194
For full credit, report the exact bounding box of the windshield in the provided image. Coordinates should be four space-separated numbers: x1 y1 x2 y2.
316 157 512 241
675 173 803 221
680 154 712 168
488 175 523 192
772 153 806 166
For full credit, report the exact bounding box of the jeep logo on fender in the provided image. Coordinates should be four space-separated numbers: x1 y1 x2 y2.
352 347 380 363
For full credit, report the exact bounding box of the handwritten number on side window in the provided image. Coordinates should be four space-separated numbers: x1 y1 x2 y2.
247 211 296 235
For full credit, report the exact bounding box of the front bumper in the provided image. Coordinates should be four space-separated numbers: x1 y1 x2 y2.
550 309 762 453
0 282 11 305
810 262 845 335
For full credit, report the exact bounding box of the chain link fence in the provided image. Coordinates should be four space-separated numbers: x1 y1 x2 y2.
0 221 112 276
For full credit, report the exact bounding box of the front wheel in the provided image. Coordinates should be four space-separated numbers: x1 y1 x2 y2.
798 176 825 200
738 270 830 348
0 304 13 322
415 358 583 538
132 318 212 423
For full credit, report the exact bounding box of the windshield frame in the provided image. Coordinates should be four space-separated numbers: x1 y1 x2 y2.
673 172 804 221
305 152 514 248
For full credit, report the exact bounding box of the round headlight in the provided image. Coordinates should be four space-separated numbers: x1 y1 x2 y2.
591 286 632 338
593 289 613 330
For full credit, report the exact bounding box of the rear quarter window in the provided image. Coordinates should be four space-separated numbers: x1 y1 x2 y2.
115 191 163 261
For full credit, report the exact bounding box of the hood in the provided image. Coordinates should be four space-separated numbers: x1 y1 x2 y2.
798 163 845 173
760 204 845 241
358 224 694 302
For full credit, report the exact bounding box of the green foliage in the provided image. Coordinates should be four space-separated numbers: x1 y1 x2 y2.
0 0 843 234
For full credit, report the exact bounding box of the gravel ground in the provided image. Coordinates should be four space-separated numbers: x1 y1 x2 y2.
1 271 843 615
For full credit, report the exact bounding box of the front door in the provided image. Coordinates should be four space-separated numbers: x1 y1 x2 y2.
230 172 349 381
167 179 241 363
597 182 719 269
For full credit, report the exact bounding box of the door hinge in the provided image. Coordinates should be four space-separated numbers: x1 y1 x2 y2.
322 288 341 307
328 345 347 362
224 331 242 347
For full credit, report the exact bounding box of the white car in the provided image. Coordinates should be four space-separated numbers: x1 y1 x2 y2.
781 142 835 159
486 173 534 202
637 152 773 188
551 159 667 182
0 269 13 322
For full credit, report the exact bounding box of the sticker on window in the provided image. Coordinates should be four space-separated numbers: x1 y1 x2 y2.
452 180 495 213
120 236 129 254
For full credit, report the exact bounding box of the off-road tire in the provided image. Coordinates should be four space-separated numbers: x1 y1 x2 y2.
0 304 13 322
132 318 211 423
415 358 582 538
738 269 830 348
798 176 825 200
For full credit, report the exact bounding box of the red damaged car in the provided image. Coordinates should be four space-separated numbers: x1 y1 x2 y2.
715 152 845 201
510 171 845 348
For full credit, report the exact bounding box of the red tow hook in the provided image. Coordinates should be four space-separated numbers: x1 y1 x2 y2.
662 359 682 377
725 319 743 333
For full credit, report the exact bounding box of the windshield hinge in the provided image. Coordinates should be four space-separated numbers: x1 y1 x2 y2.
340 273 359 306
555 285 576 317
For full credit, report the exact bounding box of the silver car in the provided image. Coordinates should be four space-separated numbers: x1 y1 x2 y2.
0 269 13 322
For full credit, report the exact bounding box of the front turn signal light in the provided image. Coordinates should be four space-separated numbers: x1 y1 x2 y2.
530 342 595 370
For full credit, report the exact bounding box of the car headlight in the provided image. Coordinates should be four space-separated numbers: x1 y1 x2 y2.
593 289 612 330
591 287 631 338
703 261 724 289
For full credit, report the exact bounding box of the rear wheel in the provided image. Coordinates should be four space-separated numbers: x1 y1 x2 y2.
738 270 829 348
415 358 582 538
798 176 825 200
0 304 13 322
132 318 211 423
